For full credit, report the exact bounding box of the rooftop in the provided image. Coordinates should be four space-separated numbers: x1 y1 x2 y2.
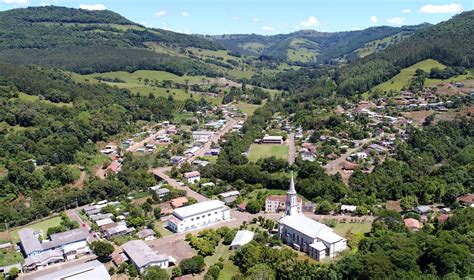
230 230 254 247
184 171 200 178
35 260 110 280
122 240 168 269
280 213 344 243
173 200 226 219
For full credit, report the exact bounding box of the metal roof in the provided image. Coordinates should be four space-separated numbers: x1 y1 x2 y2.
173 200 226 219
230 230 254 247
18 228 42 255
35 260 110 280
122 240 168 269
280 213 344 244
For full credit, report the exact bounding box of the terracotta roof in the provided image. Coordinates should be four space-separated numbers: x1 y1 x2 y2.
458 194 474 204
437 214 450 223
171 197 188 208
184 171 200 178
107 161 121 172
404 218 421 230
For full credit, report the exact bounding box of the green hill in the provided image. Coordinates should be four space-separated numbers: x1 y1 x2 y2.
0 6 223 75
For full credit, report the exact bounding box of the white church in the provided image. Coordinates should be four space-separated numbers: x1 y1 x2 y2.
279 174 347 260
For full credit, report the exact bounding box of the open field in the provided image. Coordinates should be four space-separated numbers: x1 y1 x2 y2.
372 59 445 93
219 260 241 280
332 222 372 237
235 102 260 116
402 107 474 126
13 92 72 107
9 216 62 244
248 144 289 162
287 48 316 63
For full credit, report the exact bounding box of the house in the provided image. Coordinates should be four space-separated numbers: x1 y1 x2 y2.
184 171 200 184
19 228 90 271
265 195 302 213
237 203 247 212
205 148 221 156
90 213 113 222
103 222 135 239
342 161 358 171
261 135 283 144
457 194 474 207
170 156 185 165
96 218 114 227
122 240 169 273
279 175 347 261
193 160 209 167
218 190 240 204
170 197 189 208
404 218 421 231
105 161 122 177
137 229 156 241
230 230 255 250
415 205 432 215
167 200 231 233
156 188 170 198
352 152 368 161
368 144 387 154
192 131 214 143
184 146 200 157
34 260 110 280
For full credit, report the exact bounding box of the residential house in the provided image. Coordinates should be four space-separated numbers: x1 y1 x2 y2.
105 161 122 177
457 194 474 207
265 195 302 213
415 205 432 215
170 197 188 208
137 229 156 241
184 171 200 184
404 218 421 231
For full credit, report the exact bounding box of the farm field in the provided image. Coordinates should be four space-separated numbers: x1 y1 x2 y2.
248 144 289 162
9 216 62 244
371 59 445 93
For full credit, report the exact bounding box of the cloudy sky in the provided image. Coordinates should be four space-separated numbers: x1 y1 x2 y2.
0 0 471 35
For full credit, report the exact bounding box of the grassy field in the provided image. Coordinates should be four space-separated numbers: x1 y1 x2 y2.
10 216 62 243
218 260 241 280
371 59 445 93
425 69 474 86
287 48 316 63
14 92 72 107
332 222 372 238
0 250 24 266
235 102 260 116
248 144 288 162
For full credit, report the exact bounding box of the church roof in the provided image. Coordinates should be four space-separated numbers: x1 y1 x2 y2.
280 213 345 244
288 173 296 194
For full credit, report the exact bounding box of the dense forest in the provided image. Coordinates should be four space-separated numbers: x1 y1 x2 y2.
0 6 222 74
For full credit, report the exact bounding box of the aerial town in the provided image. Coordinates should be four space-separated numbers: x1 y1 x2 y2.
0 2 472 280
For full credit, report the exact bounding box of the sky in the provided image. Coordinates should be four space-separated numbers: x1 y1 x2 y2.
0 0 472 35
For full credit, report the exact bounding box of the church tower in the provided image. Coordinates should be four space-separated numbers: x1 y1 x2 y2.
285 173 299 216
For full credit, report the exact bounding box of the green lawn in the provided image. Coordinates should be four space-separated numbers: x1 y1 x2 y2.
218 260 241 280
0 250 24 266
204 243 232 267
10 216 62 244
14 92 72 107
332 222 372 238
371 59 445 93
248 144 288 162
235 102 260 116
154 221 174 237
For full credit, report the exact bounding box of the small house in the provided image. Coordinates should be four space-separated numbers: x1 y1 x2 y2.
183 171 200 184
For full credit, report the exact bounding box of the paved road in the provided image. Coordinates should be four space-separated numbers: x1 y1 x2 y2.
287 132 296 165
66 209 99 242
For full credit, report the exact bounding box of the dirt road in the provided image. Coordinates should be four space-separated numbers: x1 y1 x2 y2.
287 132 296 165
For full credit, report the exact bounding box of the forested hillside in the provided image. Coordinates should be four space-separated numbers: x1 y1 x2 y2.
0 6 222 74
211 25 427 63
336 10 474 96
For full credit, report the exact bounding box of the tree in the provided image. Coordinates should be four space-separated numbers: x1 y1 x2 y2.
90 241 114 262
172 267 182 278
246 199 262 214
128 265 138 278
400 195 418 211
8 267 19 279
154 207 162 220
315 200 333 214
179 255 205 274
143 267 169 280
245 264 275 280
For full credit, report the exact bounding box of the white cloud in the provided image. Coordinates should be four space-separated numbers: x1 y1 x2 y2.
401 9 412 13
419 3 463 14
299 16 319 28
262 25 274 31
181 11 190 17
3 0 29 4
154 10 166 17
387 17 405 26
252 17 261 23
370 16 377 23
231 16 240 21
79 4 106 11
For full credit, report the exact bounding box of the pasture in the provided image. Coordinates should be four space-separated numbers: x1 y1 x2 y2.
248 144 288 162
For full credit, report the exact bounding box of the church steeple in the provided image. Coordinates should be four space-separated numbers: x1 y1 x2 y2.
285 172 299 216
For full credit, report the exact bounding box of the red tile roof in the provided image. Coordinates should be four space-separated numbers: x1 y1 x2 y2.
404 218 421 230
171 197 188 208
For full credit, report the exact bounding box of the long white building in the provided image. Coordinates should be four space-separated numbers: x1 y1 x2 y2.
279 175 347 261
167 200 231 233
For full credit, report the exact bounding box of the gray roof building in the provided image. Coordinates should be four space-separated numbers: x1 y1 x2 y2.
19 228 88 256
122 240 169 273
18 228 42 256
35 260 110 280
